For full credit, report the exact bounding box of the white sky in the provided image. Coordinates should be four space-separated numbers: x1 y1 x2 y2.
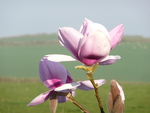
0 0 150 38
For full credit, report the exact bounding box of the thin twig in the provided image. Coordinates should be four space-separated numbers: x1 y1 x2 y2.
66 93 90 113
89 76 105 113
75 63 105 113
86 63 105 113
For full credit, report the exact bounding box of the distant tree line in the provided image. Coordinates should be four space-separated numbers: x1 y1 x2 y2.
0 40 60 47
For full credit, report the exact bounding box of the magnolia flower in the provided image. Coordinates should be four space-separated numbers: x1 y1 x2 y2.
57 18 124 66
27 55 106 106
107 79 125 113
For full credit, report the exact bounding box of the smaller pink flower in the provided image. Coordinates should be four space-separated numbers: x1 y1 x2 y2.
57 18 124 66
27 55 106 106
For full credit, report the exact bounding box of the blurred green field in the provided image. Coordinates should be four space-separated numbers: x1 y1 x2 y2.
0 36 149 82
0 34 150 113
0 79 150 113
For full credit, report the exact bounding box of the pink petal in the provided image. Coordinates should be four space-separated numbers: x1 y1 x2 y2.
77 79 106 91
58 27 83 59
99 55 121 65
45 54 77 62
66 70 74 83
79 18 93 35
80 18 110 39
57 96 68 103
79 30 110 66
39 56 73 89
27 90 53 106
87 23 110 39
109 24 124 50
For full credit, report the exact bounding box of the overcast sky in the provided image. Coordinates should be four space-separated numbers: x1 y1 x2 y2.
0 0 150 38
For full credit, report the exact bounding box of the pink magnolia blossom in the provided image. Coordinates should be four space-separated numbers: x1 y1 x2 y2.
27 55 106 106
57 18 124 66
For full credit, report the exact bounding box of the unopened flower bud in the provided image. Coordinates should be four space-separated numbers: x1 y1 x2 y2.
107 79 125 113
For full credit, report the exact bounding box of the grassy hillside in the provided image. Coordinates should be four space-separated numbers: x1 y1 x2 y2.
0 34 150 47
0 34 150 82
0 34 59 46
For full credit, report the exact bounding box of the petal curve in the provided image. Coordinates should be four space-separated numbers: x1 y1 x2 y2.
58 27 83 59
109 24 124 50
27 90 53 106
80 18 93 35
45 54 77 62
99 55 121 65
77 79 106 91
39 57 70 89
79 30 110 66
54 82 81 93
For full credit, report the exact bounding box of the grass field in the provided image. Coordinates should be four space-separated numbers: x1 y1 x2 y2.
0 79 150 113
0 40 149 82
0 34 150 113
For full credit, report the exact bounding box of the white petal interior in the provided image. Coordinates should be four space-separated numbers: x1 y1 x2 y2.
116 82 125 103
45 54 76 62
54 82 81 92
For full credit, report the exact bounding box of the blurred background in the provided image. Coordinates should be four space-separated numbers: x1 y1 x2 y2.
0 1 150 113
